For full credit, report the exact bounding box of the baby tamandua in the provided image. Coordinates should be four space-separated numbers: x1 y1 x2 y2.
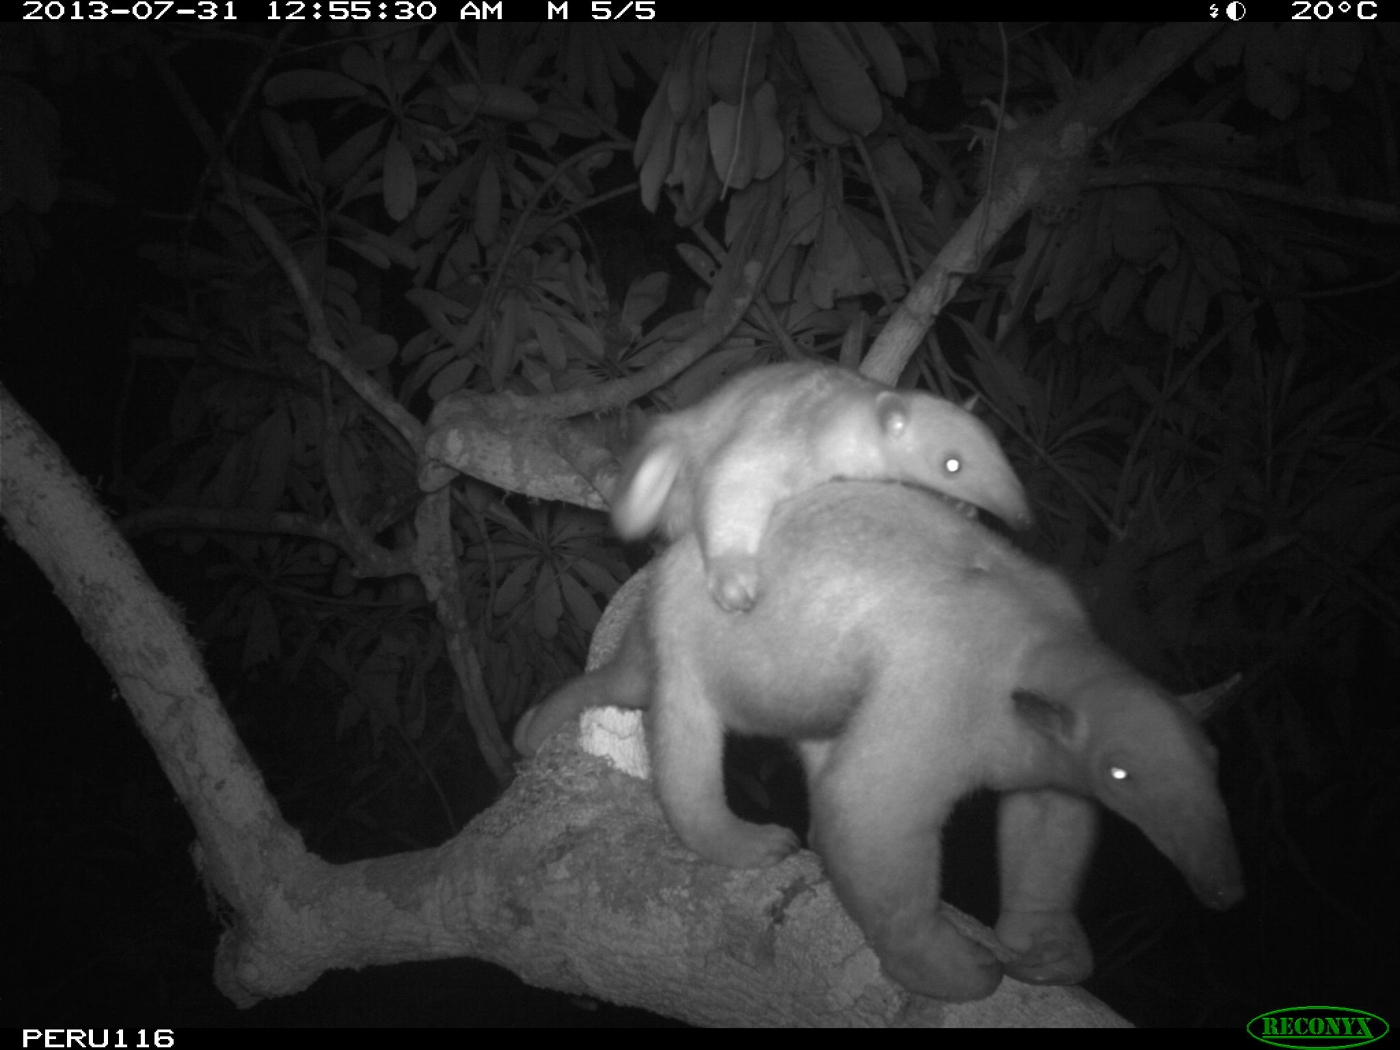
610 362 1032 612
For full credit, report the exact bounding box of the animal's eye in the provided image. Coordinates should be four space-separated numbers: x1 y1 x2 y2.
1108 764 1129 782
944 455 963 476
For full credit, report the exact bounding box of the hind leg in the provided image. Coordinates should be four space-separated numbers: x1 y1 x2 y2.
808 751 1002 1001
649 652 797 868
995 790 1096 986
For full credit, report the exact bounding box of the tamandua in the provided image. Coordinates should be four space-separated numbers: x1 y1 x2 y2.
517 480 1243 1002
610 362 1032 612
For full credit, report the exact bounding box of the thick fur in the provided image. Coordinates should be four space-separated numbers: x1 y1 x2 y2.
610 362 1032 612
519 482 1242 1001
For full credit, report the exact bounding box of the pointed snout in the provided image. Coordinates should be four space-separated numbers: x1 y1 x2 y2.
1132 797 1244 912
1189 842 1245 910
1158 814 1244 911
992 475 1034 531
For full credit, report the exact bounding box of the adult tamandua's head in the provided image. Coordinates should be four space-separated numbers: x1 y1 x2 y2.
1008 645 1243 912
634 480 1241 1001
610 362 1031 612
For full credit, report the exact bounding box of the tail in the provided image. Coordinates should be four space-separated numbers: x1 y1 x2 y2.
513 617 652 755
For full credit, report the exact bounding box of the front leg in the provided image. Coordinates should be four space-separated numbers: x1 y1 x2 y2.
648 643 797 868
811 757 1002 1001
995 790 1097 986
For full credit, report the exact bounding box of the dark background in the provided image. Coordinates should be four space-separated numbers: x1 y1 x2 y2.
5 22 1397 1028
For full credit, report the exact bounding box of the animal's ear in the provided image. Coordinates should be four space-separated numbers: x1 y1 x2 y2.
1012 688 1079 745
611 442 685 539
960 394 980 412
874 391 910 437
1177 673 1242 722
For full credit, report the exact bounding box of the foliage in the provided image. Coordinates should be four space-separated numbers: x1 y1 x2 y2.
5 21 1397 1022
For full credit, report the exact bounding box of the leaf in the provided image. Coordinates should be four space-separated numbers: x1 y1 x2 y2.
569 558 623 597
870 139 921 197
621 272 671 330
492 291 521 389
385 59 427 103
494 559 535 615
951 314 1037 415
674 117 714 217
335 236 390 270
559 571 602 633
1243 29 1300 120
722 178 769 252
708 22 755 104
415 154 475 239
290 121 322 184
676 242 719 283
1110 186 1172 266
530 307 566 370
850 22 906 96
335 222 418 268
1098 265 1146 334
427 355 476 401
667 35 696 119
131 337 197 359
750 82 784 180
781 165 822 246
263 69 367 105
707 99 752 189
585 28 617 125
533 563 562 639
1144 258 1188 338
803 91 849 145
382 134 417 221
1036 220 1094 322
473 155 501 245
345 330 399 370
898 23 939 74
1144 122 1258 167
555 315 605 358
845 208 903 296
259 109 310 189
444 82 540 122
788 22 881 135
144 306 195 338
635 87 677 212
1120 365 1163 407
477 23 506 84
1306 24 1362 91
243 597 281 669
249 406 291 512
1173 265 1210 348
803 208 863 309
339 44 385 94
322 120 386 189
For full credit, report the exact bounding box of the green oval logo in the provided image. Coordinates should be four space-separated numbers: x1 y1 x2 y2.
1248 1006 1389 1049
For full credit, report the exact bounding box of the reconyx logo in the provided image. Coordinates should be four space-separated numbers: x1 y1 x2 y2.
1248 1006 1389 1048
